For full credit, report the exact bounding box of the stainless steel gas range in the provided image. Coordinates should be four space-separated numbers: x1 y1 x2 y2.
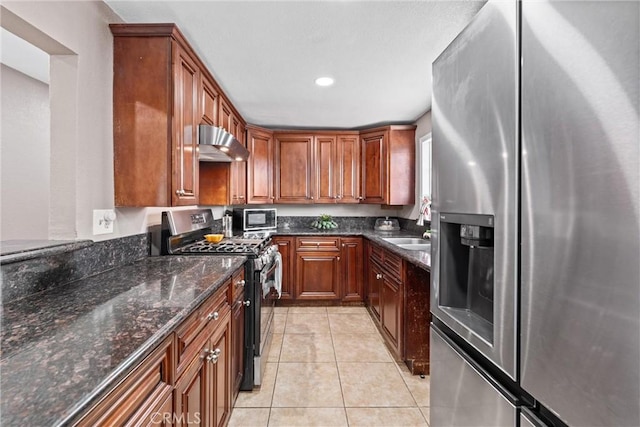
153 209 279 391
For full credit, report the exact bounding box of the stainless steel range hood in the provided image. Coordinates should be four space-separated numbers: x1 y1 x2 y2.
198 125 250 162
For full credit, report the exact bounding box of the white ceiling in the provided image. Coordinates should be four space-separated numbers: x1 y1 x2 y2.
106 1 485 129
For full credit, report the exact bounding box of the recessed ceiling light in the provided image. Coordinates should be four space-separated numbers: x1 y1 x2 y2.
315 77 334 87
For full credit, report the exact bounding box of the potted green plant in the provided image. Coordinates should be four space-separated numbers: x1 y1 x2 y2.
311 214 338 230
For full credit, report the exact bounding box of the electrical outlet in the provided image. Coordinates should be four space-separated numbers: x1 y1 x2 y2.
93 209 116 235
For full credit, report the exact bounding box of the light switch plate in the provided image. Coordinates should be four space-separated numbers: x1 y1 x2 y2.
93 209 116 235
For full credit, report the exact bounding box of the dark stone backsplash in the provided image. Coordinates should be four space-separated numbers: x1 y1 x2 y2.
1 233 148 304
278 215 430 233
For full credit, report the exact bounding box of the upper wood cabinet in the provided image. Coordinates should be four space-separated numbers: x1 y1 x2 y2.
111 24 202 207
201 76 220 126
314 135 337 203
246 126 275 204
274 133 315 203
361 125 416 205
313 133 360 203
271 131 361 204
172 44 200 206
336 134 361 203
111 23 247 207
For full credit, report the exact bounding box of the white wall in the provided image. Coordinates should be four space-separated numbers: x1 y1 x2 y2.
0 64 50 240
399 110 432 220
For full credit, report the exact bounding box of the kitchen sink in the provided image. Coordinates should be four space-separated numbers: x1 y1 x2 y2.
382 237 428 245
397 243 431 251
381 237 431 251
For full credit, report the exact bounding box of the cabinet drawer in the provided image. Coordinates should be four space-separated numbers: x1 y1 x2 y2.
231 268 246 303
296 237 340 251
76 334 174 427
384 251 403 282
176 281 231 377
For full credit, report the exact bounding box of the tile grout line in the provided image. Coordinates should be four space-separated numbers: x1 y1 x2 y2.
328 310 350 426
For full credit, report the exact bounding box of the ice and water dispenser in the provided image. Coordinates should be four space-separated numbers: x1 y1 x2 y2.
438 213 495 343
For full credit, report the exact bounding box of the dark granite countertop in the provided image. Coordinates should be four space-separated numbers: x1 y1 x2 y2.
0 255 246 426
275 227 431 271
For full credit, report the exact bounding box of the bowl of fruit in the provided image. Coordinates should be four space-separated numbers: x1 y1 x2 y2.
310 214 338 230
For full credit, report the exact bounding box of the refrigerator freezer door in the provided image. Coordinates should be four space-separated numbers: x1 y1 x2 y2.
521 1 640 426
430 325 517 427
520 408 546 427
431 0 518 379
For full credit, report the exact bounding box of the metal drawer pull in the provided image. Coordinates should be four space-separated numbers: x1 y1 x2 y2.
243 300 251 307
376 273 383 280
237 279 246 287
207 311 219 321
206 348 222 364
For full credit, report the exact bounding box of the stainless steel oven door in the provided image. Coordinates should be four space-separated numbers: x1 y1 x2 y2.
255 256 277 386
431 0 518 380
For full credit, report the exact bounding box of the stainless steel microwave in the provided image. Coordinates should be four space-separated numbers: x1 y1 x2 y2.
232 208 277 232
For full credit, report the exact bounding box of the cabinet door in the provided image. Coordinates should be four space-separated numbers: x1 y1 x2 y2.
231 299 244 403
274 134 314 203
382 275 403 357
236 122 247 204
247 127 274 204
336 134 361 203
219 97 233 133
210 315 232 427
201 77 219 126
295 252 340 300
175 343 209 427
172 42 199 206
341 237 364 302
229 120 246 205
361 131 387 204
368 260 383 321
315 135 337 203
272 236 294 300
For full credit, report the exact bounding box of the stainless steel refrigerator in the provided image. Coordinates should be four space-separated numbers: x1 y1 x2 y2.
430 1 639 426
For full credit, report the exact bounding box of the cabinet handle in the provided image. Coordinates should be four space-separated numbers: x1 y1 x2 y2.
337 256 340 261
376 273 383 280
237 279 246 287
176 189 185 196
206 348 222 364
243 300 251 307
310 196 314 200
239 196 245 199
358 196 364 200
207 311 219 321
342 243 345 247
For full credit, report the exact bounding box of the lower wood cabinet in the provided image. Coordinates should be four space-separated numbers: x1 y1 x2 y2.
230 269 246 403
365 241 431 375
273 236 363 303
366 242 404 359
78 266 243 427
272 236 294 300
76 334 175 427
295 251 341 300
340 237 364 302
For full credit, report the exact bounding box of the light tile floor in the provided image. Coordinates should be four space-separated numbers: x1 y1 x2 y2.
230 306 431 427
